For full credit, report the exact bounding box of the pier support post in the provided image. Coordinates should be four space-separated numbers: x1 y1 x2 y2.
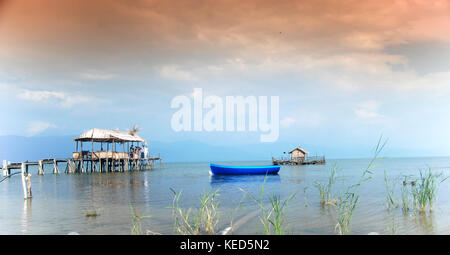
72 160 76 173
53 159 59 174
67 159 73 173
26 172 32 198
2 160 7 177
38 160 44 175
21 163 31 199
81 159 85 173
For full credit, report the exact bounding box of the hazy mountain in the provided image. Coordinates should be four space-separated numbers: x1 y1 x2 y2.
0 135 280 163
0 135 75 162
0 135 437 163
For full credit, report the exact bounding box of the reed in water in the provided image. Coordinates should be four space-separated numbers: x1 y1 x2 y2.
335 136 386 235
401 177 412 213
384 170 398 211
383 169 447 215
130 203 151 235
314 165 338 206
240 177 295 235
411 168 447 213
170 188 220 235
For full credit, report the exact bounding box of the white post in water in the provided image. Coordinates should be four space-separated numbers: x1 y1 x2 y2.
53 159 59 174
2 160 7 177
21 163 28 199
38 160 44 175
26 173 32 198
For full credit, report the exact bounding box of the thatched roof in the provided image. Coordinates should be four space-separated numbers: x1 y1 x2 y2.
73 128 146 143
288 147 309 154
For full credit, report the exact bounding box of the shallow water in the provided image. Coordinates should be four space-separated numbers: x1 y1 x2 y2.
1 157 450 234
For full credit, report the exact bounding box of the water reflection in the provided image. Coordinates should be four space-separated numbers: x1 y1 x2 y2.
209 174 281 187
21 199 32 234
415 212 436 234
3 158 450 234
318 203 337 229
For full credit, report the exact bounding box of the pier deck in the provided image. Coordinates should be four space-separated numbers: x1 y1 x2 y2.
1 156 162 176
272 156 325 165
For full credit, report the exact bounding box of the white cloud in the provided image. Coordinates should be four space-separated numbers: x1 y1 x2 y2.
27 121 56 136
17 89 96 108
159 65 198 82
80 70 117 80
354 101 383 119
18 90 65 102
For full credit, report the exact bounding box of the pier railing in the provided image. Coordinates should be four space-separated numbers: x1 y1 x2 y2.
304 156 326 163
272 155 326 165
1 153 163 176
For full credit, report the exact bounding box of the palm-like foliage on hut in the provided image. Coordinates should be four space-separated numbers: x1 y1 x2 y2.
128 125 141 136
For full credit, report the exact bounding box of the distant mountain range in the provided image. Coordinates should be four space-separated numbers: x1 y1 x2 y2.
0 135 75 163
0 135 284 163
2 135 432 163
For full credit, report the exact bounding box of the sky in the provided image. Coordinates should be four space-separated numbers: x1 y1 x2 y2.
1 0 450 159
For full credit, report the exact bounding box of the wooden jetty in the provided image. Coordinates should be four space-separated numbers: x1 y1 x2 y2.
2 128 162 177
1 156 162 176
272 147 325 165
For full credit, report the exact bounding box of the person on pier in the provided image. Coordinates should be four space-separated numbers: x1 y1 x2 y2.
140 146 145 159
143 145 149 159
129 145 134 158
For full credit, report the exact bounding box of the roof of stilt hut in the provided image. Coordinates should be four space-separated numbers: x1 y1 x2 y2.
288 147 309 155
73 128 146 143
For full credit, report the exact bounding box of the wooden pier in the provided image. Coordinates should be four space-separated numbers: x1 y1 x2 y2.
2 128 163 177
1 156 162 176
1 128 163 199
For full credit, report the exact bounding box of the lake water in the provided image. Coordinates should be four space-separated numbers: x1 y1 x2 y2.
1 157 450 235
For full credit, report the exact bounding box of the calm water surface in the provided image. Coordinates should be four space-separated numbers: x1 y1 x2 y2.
1 157 450 234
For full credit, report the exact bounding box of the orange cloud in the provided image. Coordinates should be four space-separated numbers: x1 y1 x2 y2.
0 0 449 91
1 0 449 53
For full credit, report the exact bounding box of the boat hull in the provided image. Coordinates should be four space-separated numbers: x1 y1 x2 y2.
209 164 280 175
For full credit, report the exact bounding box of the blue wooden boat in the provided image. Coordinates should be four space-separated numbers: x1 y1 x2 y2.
209 163 280 175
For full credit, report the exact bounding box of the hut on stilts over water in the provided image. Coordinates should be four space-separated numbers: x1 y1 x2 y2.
70 128 159 173
272 146 325 165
